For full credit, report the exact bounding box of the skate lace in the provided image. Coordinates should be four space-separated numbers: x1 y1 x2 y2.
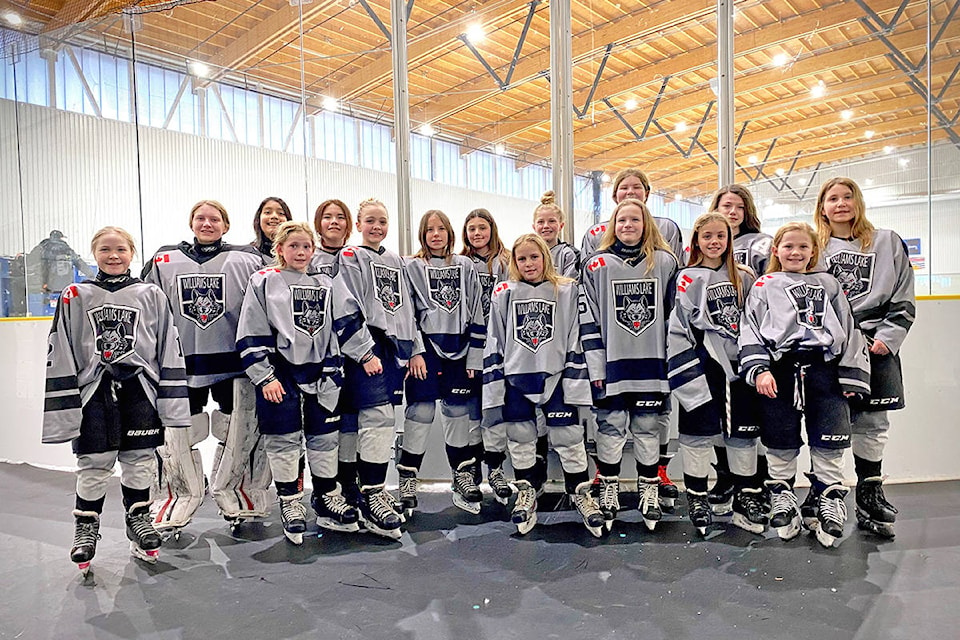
321 492 354 517
573 491 602 518
279 497 307 524
771 488 799 516
488 468 511 492
869 483 899 514
639 482 659 513
398 474 420 498
127 510 157 541
600 479 620 510
819 492 848 526
689 493 711 517
453 468 478 494
514 483 537 511
738 492 764 517
73 520 101 548
368 489 398 521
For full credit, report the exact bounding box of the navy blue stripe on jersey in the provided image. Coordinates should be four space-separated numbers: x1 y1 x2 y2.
582 337 604 352
838 365 871 388
563 367 588 380
46 375 78 392
428 333 468 357
507 371 549 396
160 367 187 380
566 350 585 365
158 385 189 399
483 368 505 385
334 313 365 345
667 360 703 391
606 358 667 385
45 394 82 412
185 351 243 377
666 347 699 371
483 352 504 369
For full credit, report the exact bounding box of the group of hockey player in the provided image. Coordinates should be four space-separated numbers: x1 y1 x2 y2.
43 170 913 574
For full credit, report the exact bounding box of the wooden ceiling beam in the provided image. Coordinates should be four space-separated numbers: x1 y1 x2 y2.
43 0 135 34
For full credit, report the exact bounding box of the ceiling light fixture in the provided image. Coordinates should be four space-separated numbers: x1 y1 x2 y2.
3 11 23 26
322 96 338 111
810 81 826 98
772 53 789 67
624 98 638 111
840 109 854 120
674 121 688 133
864 130 875 139
883 145 894 154
466 23 485 44
494 143 506 155
187 60 210 78
420 123 435 137
748 155 759 165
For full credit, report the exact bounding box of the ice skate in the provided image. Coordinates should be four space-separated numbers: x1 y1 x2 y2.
572 482 605 538
637 476 662 531
311 485 361 533
766 480 801 541
511 480 538 535
597 475 620 532
685 489 712 536
125 501 162 563
708 463 735 516
70 510 101 575
396 464 420 519
816 484 848 548
360 484 403 540
800 472 821 531
487 467 513 505
731 488 769 535
856 476 897 539
278 493 308 545
451 460 483 515
657 463 678 512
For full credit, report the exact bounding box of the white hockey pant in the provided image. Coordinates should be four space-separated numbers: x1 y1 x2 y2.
595 410 660 467
678 434 719 478
725 436 759 477
767 447 845 486
482 422 508 456
78 448 155 503
358 404 396 465
852 411 890 462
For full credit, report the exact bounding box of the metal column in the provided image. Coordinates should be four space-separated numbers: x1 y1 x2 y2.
550 0 575 242
717 0 735 187
391 0 413 254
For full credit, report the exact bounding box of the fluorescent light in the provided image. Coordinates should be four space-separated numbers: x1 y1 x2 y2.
322 96 338 111
466 23 485 44
3 11 23 26
420 123 435 137
772 53 789 67
624 98 638 111
883 145 894 154
494 143 506 155
187 60 210 78
674 193 682 201
840 109 853 120
864 130 875 139
674 121 688 133
775 168 786 177
810 81 826 98
748 155 759 165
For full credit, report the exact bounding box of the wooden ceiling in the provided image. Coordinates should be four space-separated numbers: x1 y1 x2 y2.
13 0 960 199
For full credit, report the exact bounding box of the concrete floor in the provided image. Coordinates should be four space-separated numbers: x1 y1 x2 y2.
1 462 958 640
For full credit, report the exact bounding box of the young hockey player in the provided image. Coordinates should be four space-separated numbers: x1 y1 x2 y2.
814 177 915 538
739 222 871 548
251 197 293 259
143 201 269 533
667 212 764 536
581 168 684 508
482 234 605 537
580 198 678 532
337 198 420 540
534 191 581 280
311 198 363 507
237 222 373 544
706 184 773 515
398 210 485 515
462 208 513 504
44 227 190 573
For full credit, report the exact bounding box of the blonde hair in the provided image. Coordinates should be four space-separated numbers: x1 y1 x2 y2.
814 177 875 250
709 184 760 234
357 197 388 218
533 190 564 221
597 198 672 274
688 212 749 304
90 226 137 257
768 222 820 274
189 200 231 230
610 167 652 203
272 221 315 268
508 234 572 288
461 208 509 273
313 199 352 248
414 209 455 262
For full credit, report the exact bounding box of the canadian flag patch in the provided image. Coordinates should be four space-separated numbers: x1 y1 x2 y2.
62 285 79 304
590 224 607 237
587 256 606 272
342 246 357 258
677 273 693 293
154 254 170 263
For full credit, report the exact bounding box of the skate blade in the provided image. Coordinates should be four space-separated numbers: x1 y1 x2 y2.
515 512 537 535
452 495 482 515
816 527 842 548
731 513 766 535
494 495 511 506
695 526 708 536
364 523 402 540
316 518 360 533
585 524 604 539
283 531 304 545
130 543 159 563
710 500 733 516
603 518 615 533
856 508 896 539
76 561 92 575
643 517 658 532
775 517 802 541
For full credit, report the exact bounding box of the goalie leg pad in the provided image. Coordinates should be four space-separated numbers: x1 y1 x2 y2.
151 425 205 531
211 379 272 520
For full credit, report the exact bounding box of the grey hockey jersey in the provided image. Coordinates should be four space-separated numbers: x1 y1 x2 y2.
142 241 265 387
469 253 509 322
580 217 684 261
580 248 678 399
43 276 191 444
550 242 581 280
482 280 599 410
667 264 755 411
739 271 870 394
310 247 341 278
733 232 772 277
822 229 915 354
237 267 374 410
406 255 484 360
337 245 419 365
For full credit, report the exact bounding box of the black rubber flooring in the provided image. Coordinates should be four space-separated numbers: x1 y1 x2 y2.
1 462 958 640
